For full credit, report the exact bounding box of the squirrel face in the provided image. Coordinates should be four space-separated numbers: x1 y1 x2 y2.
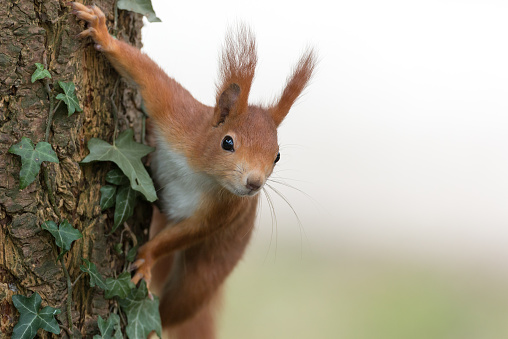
198 104 280 197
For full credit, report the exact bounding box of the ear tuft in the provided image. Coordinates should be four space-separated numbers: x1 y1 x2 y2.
214 24 257 125
214 83 241 126
271 48 317 126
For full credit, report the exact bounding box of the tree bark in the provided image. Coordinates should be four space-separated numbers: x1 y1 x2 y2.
0 1 149 337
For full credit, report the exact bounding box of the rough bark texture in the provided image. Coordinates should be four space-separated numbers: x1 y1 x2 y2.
0 1 149 337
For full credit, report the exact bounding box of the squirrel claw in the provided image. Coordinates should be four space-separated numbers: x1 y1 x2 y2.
130 258 145 271
70 2 110 50
131 271 144 285
130 258 152 291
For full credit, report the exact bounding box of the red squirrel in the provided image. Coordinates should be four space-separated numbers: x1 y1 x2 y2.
71 2 316 338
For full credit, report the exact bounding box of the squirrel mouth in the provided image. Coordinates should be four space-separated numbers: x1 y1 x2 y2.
247 188 261 197
223 182 261 197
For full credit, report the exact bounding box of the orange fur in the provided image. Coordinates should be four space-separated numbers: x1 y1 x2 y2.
71 3 316 338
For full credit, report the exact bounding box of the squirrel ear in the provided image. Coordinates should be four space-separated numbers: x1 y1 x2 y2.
214 83 241 126
271 49 316 126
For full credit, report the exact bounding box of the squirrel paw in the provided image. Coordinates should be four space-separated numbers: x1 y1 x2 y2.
131 252 154 298
69 2 112 51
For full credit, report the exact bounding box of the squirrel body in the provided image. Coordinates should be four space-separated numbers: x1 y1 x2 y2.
71 3 316 338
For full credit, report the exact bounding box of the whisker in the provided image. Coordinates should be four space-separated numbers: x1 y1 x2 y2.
262 187 278 262
265 183 310 260
267 178 320 209
241 199 258 240
235 164 244 174
270 175 311 184
270 168 301 175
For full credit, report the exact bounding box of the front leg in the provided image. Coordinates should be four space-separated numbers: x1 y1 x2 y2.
70 2 181 127
131 216 212 289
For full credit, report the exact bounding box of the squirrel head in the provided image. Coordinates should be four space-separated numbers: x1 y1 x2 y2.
195 26 316 197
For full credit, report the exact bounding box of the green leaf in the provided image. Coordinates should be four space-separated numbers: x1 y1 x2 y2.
106 168 130 186
8 137 59 189
100 185 117 210
126 245 138 262
97 315 113 338
81 129 156 202
113 185 137 233
93 314 121 339
12 293 61 339
113 325 123 339
117 0 161 22
119 281 162 339
56 81 82 116
114 243 123 254
31 63 51 83
105 272 136 299
80 258 107 290
41 220 82 252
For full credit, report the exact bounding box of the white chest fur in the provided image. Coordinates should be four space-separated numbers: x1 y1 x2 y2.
151 136 214 222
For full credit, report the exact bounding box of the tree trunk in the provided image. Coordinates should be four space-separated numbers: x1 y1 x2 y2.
0 1 148 337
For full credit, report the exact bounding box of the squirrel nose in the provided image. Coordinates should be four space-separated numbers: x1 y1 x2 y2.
246 178 263 191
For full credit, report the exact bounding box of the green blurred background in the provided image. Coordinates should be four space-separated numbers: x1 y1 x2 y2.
219 242 508 339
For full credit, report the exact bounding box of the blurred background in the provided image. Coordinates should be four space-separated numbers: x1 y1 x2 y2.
142 0 508 338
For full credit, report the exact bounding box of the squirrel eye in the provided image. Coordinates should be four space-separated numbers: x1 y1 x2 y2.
221 135 235 152
274 152 280 164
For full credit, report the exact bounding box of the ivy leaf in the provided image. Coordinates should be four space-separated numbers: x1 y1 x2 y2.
117 0 161 22
105 272 136 299
126 245 138 262
114 243 123 254
8 137 59 189
31 63 51 83
97 315 114 338
41 220 82 252
12 293 61 339
56 81 82 116
81 129 156 202
106 168 130 186
80 258 107 290
113 185 137 233
119 280 162 339
93 314 121 339
100 185 117 210
113 327 123 339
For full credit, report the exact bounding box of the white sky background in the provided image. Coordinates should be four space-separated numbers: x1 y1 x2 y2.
142 0 508 271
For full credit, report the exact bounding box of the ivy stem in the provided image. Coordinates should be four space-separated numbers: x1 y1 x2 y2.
59 324 72 337
43 78 56 143
53 100 62 115
111 78 120 146
42 50 73 339
43 164 61 221
59 252 74 339
118 304 127 328
71 272 83 288
41 56 62 220
122 222 138 272
123 222 138 248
